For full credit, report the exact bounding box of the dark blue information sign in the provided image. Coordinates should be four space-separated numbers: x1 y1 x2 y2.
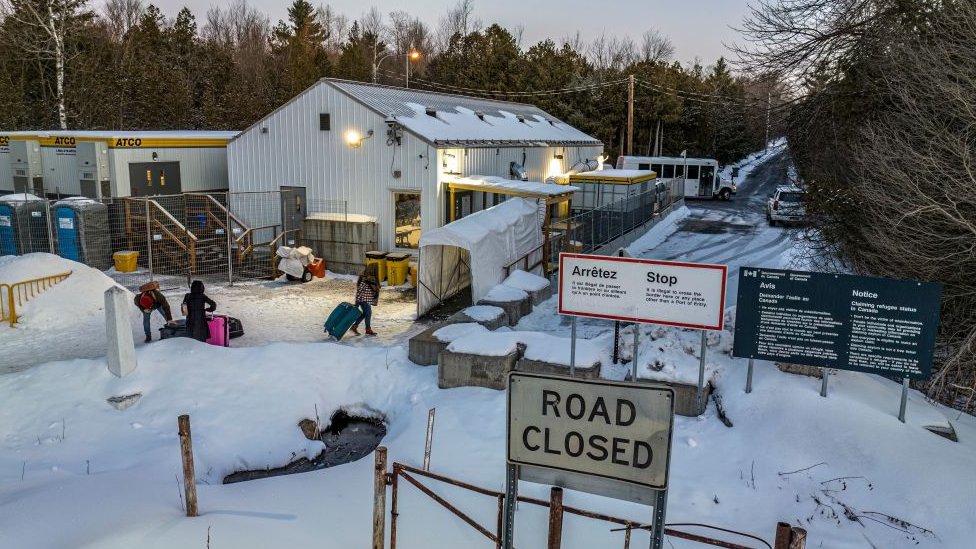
733 268 942 379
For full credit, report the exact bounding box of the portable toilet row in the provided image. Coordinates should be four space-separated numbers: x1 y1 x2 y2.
0 193 111 270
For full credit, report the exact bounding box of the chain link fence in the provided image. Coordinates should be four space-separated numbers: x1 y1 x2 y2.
0 191 322 291
549 179 684 258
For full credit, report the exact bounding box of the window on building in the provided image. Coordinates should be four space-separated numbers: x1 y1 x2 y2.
394 192 421 249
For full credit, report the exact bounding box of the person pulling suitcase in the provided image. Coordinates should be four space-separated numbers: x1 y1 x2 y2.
350 263 380 336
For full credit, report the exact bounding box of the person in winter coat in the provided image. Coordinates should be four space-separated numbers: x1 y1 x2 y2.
181 280 216 342
350 262 380 336
135 287 174 343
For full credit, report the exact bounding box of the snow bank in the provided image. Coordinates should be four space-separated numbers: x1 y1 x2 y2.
0 253 128 329
501 269 550 292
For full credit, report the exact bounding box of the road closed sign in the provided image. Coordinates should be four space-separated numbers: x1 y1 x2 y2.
558 253 727 330
507 372 674 490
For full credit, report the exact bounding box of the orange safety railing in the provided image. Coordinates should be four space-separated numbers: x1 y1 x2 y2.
1 271 72 326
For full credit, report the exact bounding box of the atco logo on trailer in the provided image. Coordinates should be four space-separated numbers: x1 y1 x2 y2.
558 253 727 330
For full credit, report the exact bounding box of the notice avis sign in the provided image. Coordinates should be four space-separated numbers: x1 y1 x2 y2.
507 372 674 494
558 253 727 330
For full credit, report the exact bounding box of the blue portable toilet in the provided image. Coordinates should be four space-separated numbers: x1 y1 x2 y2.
0 193 50 256
52 198 111 270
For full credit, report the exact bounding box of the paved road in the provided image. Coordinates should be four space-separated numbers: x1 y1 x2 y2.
638 151 800 304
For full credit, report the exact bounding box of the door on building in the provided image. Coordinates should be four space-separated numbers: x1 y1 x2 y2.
280 186 307 245
128 162 182 196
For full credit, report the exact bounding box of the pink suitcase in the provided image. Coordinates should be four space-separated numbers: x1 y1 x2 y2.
206 314 230 347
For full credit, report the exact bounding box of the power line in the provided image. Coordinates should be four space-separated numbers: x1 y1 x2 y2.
377 68 628 97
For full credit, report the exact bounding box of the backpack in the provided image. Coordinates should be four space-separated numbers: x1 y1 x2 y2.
139 292 155 310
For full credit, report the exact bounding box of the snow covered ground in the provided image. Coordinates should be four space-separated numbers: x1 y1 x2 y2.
1 149 974 548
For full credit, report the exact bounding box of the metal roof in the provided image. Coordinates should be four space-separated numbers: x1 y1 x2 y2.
327 79 601 147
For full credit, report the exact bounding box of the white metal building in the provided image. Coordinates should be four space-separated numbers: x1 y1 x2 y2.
227 79 603 252
0 130 237 198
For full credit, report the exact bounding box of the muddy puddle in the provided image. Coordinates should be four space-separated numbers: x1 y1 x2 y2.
223 410 387 484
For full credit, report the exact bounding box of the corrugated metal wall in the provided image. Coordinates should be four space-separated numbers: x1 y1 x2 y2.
451 144 603 182
0 148 10 192
40 145 80 195
108 147 230 196
228 82 438 251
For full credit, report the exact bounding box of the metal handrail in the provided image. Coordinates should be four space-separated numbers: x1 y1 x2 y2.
147 199 197 241
2 271 72 326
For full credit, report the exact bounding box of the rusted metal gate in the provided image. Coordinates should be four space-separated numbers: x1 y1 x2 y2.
372 449 806 549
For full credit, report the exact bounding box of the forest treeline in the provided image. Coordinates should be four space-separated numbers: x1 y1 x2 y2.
738 0 976 409
0 0 781 162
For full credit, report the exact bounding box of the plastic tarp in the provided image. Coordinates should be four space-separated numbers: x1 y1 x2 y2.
417 197 543 317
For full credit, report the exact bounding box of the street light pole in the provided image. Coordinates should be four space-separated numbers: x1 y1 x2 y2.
372 49 422 87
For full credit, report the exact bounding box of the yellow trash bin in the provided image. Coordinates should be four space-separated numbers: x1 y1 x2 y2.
385 252 411 286
365 251 388 282
408 262 418 288
113 250 139 273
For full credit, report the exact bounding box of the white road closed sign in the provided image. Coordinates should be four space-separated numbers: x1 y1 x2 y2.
507 372 674 490
558 253 727 331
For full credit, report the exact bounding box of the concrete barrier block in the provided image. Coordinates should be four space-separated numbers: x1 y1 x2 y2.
438 345 523 390
635 378 710 417
105 286 137 377
477 294 532 326
408 321 451 366
516 358 601 379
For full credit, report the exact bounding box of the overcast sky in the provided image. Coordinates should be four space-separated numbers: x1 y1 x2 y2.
133 0 753 65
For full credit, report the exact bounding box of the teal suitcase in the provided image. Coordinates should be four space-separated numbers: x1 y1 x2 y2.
324 302 363 341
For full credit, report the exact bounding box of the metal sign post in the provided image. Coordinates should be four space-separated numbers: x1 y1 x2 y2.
820 369 829 398
502 463 518 549
696 330 707 414
745 358 754 394
569 316 577 377
423 408 436 471
898 377 909 423
651 489 668 549
632 324 639 381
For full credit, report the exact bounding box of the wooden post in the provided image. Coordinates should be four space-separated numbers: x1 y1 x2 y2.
177 414 198 517
627 74 635 155
789 527 807 549
373 446 388 549
774 522 791 549
546 487 564 549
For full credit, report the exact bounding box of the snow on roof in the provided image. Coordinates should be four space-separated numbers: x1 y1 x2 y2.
619 155 718 164
328 80 600 147
571 169 657 181
0 130 238 140
0 193 44 202
444 175 577 196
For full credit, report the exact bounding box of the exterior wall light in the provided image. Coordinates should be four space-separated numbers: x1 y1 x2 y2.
345 129 374 148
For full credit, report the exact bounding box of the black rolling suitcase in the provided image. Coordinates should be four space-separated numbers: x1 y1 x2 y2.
159 319 188 339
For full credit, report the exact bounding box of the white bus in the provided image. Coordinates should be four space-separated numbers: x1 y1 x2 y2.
615 156 736 200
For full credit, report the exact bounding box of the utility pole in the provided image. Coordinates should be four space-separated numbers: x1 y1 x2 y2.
764 89 771 153
627 74 635 155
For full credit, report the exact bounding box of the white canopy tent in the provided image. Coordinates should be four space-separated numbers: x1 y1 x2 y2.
417 197 543 317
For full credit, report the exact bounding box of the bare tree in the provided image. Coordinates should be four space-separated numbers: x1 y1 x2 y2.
588 33 636 72
318 4 348 55
436 0 481 51
639 29 674 63
103 0 142 40
0 0 90 129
